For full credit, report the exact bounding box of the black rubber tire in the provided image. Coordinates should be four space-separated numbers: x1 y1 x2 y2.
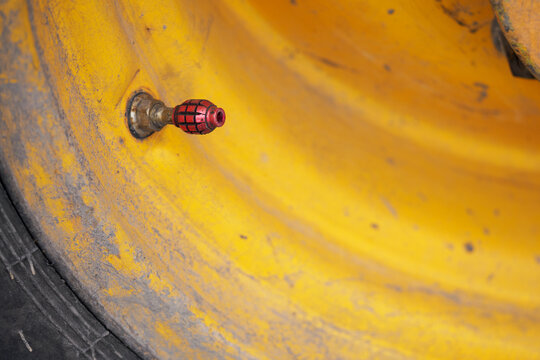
0 179 141 360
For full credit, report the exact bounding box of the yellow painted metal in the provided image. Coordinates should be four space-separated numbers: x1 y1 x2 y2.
492 0 540 79
1 0 540 359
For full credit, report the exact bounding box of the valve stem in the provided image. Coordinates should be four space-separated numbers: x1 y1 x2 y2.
127 92 226 139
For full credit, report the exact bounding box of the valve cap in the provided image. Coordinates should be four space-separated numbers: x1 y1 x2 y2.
173 100 226 135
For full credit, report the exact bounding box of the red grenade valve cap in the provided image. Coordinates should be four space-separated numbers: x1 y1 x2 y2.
173 100 226 135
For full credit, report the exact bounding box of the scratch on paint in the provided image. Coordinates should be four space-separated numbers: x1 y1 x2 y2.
18 330 32 352
380 196 398 218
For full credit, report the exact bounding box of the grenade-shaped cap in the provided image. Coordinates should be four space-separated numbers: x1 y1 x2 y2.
173 99 226 135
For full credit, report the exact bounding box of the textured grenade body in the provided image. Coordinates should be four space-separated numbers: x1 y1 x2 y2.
173 99 226 135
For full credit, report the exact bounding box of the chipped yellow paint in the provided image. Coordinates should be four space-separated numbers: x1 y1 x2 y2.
103 279 138 298
107 225 181 297
107 236 146 277
147 273 177 296
1 0 540 359
153 322 192 359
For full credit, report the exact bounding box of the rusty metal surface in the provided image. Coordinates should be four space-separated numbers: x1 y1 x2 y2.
491 0 540 79
490 18 535 78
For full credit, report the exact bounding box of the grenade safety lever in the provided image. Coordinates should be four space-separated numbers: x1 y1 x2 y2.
127 92 226 139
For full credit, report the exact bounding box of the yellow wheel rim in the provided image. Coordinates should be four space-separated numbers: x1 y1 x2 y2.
1 0 540 358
